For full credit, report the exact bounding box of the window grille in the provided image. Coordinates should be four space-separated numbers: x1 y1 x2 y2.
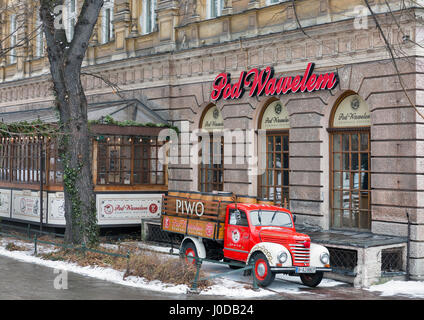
328 247 357 275
381 248 404 273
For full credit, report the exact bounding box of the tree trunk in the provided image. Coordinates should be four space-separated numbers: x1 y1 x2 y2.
59 78 98 245
39 0 104 245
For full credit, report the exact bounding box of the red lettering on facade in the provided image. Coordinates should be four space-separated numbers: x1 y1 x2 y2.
210 62 339 101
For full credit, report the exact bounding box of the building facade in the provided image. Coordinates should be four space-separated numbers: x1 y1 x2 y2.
0 0 423 284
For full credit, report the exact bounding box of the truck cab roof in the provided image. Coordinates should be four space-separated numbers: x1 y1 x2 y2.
228 203 292 215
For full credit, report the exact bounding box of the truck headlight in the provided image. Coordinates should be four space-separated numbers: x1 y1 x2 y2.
320 252 330 265
278 252 288 263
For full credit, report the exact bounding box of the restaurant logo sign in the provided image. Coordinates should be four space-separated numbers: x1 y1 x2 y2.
333 94 371 127
202 105 224 131
211 62 338 101
97 194 162 224
261 100 290 130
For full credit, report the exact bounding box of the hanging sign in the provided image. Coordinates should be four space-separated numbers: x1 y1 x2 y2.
261 100 290 130
333 94 370 127
97 193 162 225
211 62 338 101
201 105 224 131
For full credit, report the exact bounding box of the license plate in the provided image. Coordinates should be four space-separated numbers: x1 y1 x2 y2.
296 267 316 274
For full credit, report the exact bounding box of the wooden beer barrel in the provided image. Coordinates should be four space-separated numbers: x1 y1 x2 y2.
257 197 274 206
201 192 215 202
236 195 257 204
187 191 202 200
216 201 232 221
178 190 191 199
216 191 234 202
168 190 179 197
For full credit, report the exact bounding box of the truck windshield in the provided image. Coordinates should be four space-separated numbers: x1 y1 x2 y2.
249 210 293 228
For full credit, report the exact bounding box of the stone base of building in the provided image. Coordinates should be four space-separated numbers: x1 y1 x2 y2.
300 227 409 288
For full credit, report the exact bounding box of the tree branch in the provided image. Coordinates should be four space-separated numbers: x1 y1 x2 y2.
364 0 424 120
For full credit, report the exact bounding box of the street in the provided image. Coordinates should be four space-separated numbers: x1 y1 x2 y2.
0 255 194 300
0 254 416 300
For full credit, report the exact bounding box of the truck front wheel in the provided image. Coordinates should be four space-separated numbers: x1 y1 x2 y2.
181 242 198 265
300 272 324 287
251 253 275 287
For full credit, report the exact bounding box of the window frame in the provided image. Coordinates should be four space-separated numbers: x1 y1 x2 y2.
101 0 114 44
65 0 78 41
9 14 17 64
35 13 45 58
257 99 290 207
207 0 224 19
328 91 371 231
329 129 371 231
141 0 157 35
198 133 224 192
96 135 165 186
0 137 46 186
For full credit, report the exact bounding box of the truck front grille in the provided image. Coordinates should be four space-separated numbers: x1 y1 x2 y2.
259 234 310 266
288 242 310 266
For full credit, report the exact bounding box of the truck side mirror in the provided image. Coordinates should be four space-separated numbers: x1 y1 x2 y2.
293 215 297 223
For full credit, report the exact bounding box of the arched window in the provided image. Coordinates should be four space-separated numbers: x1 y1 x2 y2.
199 105 224 192
329 92 371 230
258 100 290 206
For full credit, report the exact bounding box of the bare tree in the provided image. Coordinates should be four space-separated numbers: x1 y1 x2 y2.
39 0 104 245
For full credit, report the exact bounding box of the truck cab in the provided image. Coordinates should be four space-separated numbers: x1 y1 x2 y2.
222 203 331 287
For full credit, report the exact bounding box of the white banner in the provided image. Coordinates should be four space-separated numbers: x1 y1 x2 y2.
97 193 163 225
12 190 47 223
0 189 11 218
48 192 66 225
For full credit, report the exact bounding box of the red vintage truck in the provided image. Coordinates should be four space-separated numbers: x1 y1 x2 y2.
161 192 331 287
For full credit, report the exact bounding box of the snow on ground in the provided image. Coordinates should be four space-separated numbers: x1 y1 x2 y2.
0 238 272 298
367 280 424 299
2 237 423 299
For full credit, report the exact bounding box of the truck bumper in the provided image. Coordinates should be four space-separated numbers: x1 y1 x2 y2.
270 266 332 274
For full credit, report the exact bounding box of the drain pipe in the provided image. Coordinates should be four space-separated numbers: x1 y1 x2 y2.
406 211 411 281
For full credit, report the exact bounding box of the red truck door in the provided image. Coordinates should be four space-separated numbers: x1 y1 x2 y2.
224 208 250 262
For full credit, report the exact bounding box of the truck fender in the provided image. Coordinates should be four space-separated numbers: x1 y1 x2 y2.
180 237 207 259
247 242 292 267
309 243 330 267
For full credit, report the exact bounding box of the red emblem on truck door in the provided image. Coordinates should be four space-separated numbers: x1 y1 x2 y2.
232 229 241 243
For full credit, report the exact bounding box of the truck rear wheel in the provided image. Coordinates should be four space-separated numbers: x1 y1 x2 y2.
251 253 275 287
181 242 198 265
300 272 324 287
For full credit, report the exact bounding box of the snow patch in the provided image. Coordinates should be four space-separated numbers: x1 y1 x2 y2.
367 280 424 298
0 238 272 297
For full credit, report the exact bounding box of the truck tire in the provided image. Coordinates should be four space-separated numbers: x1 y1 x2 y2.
181 241 198 265
300 272 324 287
251 252 275 287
